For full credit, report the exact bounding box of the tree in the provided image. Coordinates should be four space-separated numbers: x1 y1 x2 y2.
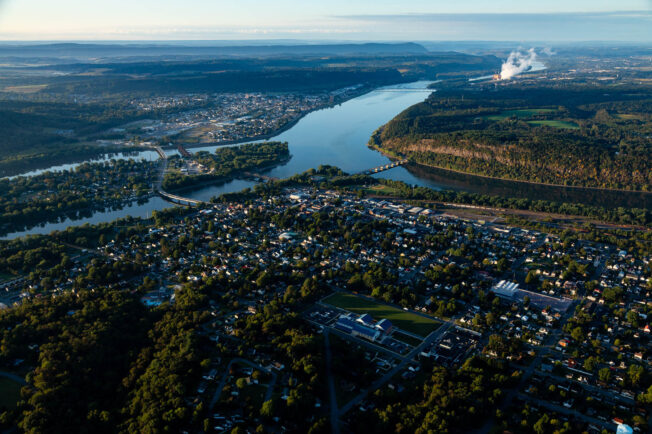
525 270 539 285
627 365 644 387
570 327 584 341
583 357 597 372
598 368 612 383
626 311 639 327
260 399 275 418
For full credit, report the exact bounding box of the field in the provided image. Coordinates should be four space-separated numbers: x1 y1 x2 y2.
527 120 579 129
615 113 645 121
361 184 402 196
323 292 440 337
0 377 22 409
2 84 48 93
485 109 556 121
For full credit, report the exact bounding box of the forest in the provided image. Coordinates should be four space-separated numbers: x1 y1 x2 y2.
0 159 156 237
375 82 651 191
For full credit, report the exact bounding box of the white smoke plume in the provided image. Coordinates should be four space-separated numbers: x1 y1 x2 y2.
499 48 537 80
542 47 556 56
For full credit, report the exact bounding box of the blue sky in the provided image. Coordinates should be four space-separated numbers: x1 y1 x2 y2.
0 0 650 41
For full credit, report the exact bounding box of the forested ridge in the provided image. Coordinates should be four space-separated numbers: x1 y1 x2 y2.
375 84 651 191
0 282 206 433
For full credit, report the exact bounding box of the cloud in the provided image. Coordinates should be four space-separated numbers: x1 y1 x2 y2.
0 9 650 41
334 11 652 42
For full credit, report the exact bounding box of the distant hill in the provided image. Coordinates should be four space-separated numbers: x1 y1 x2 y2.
0 42 429 60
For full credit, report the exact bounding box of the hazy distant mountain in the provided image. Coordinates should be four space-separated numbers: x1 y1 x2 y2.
0 42 429 61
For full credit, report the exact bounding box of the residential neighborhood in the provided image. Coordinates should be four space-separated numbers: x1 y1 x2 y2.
1 184 648 433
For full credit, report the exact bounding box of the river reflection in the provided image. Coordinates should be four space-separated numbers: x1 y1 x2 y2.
383 164 651 210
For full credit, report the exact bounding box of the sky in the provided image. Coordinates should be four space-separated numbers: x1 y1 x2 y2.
0 0 650 41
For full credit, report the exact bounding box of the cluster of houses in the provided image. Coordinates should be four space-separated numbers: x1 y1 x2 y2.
127 92 330 142
3 183 648 432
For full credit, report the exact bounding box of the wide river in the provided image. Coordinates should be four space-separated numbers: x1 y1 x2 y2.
3 81 649 239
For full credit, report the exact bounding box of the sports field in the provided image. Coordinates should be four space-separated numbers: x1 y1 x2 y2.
323 292 439 337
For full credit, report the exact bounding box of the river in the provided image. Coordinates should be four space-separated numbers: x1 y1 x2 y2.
2 80 649 239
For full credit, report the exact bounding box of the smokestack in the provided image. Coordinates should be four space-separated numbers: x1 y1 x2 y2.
499 48 537 80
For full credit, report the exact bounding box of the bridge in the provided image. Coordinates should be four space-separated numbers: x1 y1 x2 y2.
359 159 408 175
177 144 192 158
157 190 208 206
143 144 209 207
152 145 167 160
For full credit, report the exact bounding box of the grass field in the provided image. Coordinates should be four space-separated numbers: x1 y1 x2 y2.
527 120 579 129
3 84 48 93
0 378 22 409
323 292 440 337
361 184 402 196
485 109 556 121
615 113 645 121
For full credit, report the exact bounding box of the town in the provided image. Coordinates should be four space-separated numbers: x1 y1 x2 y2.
111 88 365 147
1 181 649 433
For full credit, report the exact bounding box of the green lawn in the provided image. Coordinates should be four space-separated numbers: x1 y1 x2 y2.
615 113 645 121
362 184 402 196
323 292 440 337
527 120 579 129
485 109 557 121
0 378 22 409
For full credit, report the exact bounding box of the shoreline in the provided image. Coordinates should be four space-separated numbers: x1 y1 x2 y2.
406 161 651 195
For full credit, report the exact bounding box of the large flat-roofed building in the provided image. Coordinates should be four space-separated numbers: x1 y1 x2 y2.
492 280 519 299
334 314 382 341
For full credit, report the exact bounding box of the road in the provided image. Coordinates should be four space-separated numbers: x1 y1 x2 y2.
323 331 340 434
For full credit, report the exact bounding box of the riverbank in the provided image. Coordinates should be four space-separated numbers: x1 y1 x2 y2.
370 125 650 195
408 161 651 194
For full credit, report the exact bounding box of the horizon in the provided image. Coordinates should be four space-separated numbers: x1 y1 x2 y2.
0 1 650 42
